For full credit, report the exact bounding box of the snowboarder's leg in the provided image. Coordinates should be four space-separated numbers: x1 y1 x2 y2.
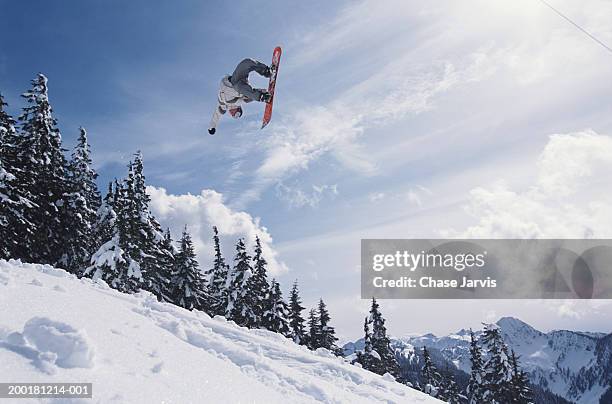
231 58 270 80
230 58 270 101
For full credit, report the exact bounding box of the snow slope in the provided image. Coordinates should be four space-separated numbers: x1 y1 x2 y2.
0 260 439 404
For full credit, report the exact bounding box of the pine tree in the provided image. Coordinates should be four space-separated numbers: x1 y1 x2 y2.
306 308 320 350
149 228 176 303
438 363 463 403
509 350 533 404
87 154 161 293
248 236 270 327
205 226 229 316
0 93 36 259
86 180 133 291
482 323 514 403
287 280 306 345
171 228 206 310
262 279 290 336
420 346 442 396
368 298 400 378
317 298 341 354
15 74 70 264
226 238 257 327
354 316 375 371
60 127 101 274
467 329 485 404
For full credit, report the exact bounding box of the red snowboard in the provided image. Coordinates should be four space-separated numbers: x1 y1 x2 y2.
262 46 282 129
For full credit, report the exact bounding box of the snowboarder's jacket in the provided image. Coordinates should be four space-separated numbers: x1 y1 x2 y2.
209 58 270 130
209 75 248 130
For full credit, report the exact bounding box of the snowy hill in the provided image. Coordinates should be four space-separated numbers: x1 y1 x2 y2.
344 317 612 403
0 260 439 404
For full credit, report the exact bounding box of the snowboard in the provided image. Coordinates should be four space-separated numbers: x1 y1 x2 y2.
262 46 282 129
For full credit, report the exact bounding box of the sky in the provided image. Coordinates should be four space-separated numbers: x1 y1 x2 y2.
1 0 612 341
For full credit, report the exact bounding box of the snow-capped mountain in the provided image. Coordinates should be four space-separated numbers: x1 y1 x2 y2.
344 317 611 404
0 260 440 404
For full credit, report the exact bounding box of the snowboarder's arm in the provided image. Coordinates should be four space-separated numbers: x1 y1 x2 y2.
209 103 226 130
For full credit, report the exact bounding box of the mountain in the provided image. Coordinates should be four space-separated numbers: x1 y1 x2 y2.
0 260 440 404
344 317 611 404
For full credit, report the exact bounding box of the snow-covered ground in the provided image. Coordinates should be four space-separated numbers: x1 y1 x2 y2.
0 260 439 404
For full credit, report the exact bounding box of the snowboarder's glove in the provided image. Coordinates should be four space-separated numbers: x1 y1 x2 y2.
262 66 272 78
208 128 216 135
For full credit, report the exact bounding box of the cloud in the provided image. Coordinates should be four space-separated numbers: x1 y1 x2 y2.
451 130 612 238
147 186 288 275
275 183 338 209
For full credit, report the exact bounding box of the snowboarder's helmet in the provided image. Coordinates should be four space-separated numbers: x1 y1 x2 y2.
229 106 242 119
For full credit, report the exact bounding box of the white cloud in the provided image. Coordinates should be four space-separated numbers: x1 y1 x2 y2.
147 186 288 275
453 130 612 238
275 183 338 209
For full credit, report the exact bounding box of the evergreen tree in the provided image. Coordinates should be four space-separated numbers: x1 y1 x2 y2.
368 298 400 378
509 350 533 404
91 181 118 252
420 346 442 396
87 153 161 293
15 74 69 264
467 329 485 404
150 228 176 303
287 280 306 345
205 226 229 316
171 228 206 310
226 238 257 327
438 363 463 403
354 316 376 371
317 298 340 354
262 279 290 336
248 236 270 326
0 93 36 259
61 127 100 274
306 308 320 350
482 323 514 403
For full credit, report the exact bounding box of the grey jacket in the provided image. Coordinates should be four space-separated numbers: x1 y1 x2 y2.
209 58 269 130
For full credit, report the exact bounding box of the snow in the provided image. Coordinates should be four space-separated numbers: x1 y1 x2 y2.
0 260 440 404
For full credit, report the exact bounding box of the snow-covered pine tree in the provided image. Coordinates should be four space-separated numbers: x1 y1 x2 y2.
87 154 162 293
16 74 70 264
287 280 306 345
438 363 463 404
0 93 36 260
171 228 207 311
305 308 320 350
509 350 533 404
354 316 376 371
262 279 290 336
86 180 132 290
248 235 270 327
122 152 165 291
420 346 442 397
205 226 230 316
368 298 400 378
482 323 514 403
467 329 485 403
92 181 118 252
226 238 257 327
149 228 176 303
317 298 341 355
61 127 101 274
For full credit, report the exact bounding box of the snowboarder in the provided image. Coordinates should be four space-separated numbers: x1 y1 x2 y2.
208 58 273 135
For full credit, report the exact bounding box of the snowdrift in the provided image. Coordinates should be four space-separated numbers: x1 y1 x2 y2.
0 260 439 403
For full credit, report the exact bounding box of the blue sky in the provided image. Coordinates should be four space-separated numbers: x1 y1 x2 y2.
2 0 612 340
